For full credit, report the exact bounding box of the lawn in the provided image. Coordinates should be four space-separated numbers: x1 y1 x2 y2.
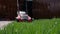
0 18 60 34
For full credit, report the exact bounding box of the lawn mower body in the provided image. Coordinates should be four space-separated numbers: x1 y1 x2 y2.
16 11 32 22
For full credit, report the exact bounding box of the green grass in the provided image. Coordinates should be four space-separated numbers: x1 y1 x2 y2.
0 18 60 34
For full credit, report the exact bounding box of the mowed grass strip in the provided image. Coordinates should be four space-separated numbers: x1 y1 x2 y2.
0 18 60 34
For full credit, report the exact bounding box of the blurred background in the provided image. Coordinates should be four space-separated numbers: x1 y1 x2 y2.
0 0 60 20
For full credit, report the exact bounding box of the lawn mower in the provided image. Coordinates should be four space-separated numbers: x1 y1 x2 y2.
16 11 32 22
16 0 33 22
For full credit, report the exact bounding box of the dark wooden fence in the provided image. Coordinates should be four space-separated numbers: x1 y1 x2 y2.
32 1 50 19
32 0 60 19
0 0 17 20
